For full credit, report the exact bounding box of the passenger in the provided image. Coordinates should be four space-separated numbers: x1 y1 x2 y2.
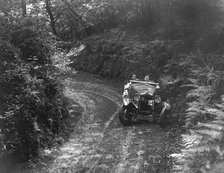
144 75 156 83
144 75 150 82
131 74 138 80
124 74 136 89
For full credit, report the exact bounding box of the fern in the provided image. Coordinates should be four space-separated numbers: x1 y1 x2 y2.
171 58 224 173
197 122 223 132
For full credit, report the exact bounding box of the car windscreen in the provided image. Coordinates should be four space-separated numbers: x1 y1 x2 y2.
130 83 156 96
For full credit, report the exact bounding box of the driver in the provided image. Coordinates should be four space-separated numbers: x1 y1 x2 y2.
131 74 138 80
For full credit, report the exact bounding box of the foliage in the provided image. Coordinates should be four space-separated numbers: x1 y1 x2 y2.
171 56 224 173
71 35 175 80
1 0 222 50
69 0 224 53
0 26 69 162
1 0 224 171
185 67 216 128
71 38 125 78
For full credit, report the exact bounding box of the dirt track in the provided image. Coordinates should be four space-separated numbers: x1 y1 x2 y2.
44 77 179 173
14 75 180 173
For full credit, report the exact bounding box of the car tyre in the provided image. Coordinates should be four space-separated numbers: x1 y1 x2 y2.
159 107 169 128
119 106 132 126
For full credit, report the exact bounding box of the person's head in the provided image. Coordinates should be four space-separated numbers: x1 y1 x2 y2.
221 95 224 103
144 75 150 81
131 74 137 80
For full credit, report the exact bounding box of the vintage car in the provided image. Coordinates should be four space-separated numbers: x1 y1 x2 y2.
119 80 171 127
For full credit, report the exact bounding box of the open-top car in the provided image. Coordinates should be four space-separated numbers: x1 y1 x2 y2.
119 80 171 127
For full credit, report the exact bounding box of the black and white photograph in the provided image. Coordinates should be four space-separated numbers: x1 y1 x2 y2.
0 0 224 173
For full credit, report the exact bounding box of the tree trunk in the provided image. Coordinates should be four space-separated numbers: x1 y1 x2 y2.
45 0 58 36
62 0 93 37
21 0 27 17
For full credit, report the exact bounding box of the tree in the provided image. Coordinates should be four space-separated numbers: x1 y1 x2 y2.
21 0 27 17
61 0 93 36
45 0 58 36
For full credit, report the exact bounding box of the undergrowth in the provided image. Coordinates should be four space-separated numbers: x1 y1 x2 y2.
171 55 224 173
0 26 72 164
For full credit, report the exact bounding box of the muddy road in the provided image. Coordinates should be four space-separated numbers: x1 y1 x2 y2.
14 76 180 173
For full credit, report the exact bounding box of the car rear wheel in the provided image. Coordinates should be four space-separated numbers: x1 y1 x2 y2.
159 107 169 128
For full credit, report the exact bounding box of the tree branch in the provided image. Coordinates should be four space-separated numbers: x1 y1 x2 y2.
61 0 92 28
45 0 58 36
21 0 27 17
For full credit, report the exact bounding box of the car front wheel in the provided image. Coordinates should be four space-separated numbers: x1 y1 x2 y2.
119 105 133 125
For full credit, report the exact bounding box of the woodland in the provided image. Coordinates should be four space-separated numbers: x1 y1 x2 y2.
0 0 224 173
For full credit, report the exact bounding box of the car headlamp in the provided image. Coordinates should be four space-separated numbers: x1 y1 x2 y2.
123 90 128 97
134 95 140 102
123 96 130 106
123 90 130 106
156 85 160 89
155 95 161 103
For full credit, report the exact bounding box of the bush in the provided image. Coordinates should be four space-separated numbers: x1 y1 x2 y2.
171 54 224 173
0 28 69 161
71 38 125 78
71 35 174 80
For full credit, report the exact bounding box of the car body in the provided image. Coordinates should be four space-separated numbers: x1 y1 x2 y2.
119 80 171 127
